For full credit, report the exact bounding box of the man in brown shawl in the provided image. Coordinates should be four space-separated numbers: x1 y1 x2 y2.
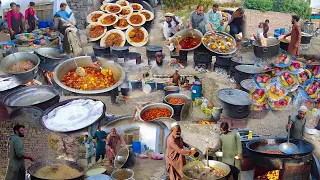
166 122 196 180
284 15 302 55
106 128 126 166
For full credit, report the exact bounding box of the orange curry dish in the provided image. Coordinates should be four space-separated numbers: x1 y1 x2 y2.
120 8 131 16
131 4 142 11
108 5 121 13
140 11 151 20
115 19 129 28
9 61 35 73
104 33 124 46
141 108 172 121
168 98 185 104
128 28 144 42
118 1 128 6
91 14 102 22
61 67 115 90
129 14 143 24
101 15 117 25
89 25 105 39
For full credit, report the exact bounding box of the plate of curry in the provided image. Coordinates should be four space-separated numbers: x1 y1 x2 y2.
86 11 105 23
113 17 131 30
103 3 122 14
116 0 129 7
61 67 116 90
98 14 119 26
139 10 154 21
126 12 146 26
125 26 148 47
87 23 107 41
130 3 143 11
119 6 133 17
100 29 126 47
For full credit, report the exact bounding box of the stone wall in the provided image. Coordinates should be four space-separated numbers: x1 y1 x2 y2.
66 0 103 29
0 120 55 177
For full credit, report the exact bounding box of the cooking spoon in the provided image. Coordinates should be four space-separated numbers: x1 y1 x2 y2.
73 57 86 77
89 55 110 76
279 116 299 154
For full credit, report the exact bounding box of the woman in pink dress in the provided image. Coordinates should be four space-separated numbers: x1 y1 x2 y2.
105 128 126 166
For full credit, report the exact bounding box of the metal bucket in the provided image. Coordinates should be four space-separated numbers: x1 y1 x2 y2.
111 168 134 180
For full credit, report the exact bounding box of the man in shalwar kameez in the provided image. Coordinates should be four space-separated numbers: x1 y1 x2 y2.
166 122 196 180
284 15 302 55
106 128 126 166
93 126 108 166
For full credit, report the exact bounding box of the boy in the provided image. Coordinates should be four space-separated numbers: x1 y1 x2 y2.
56 3 74 21
84 135 95 167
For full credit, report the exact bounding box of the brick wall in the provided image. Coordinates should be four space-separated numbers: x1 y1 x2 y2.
0 120 55 177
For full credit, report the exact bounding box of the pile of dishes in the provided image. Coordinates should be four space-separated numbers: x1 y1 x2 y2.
15 33 43 42
201 31 237 55
86 0 154 47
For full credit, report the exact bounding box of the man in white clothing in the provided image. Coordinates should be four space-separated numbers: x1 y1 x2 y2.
163 13 183 40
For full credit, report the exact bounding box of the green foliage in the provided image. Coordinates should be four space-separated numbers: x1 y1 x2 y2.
163 0 240 11
244 0 311 19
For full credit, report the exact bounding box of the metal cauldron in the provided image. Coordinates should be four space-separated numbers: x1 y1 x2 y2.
27 160 85 180
173 29 203 51
34 47 69 71
164 86 180 96
0 52 40 84
111 168 134 180
2 85 60 114
53 56 125 94
138 103 174 122
253 38 280 59
163 93 189 116
182 160 231 180
246 138 314 180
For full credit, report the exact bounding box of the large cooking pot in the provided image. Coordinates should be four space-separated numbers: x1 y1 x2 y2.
163 93 189 116
279 36 290 52
138 103 174 122
253 38 280 59
301 32 312 44
34 47 69 71
229 56 255 75
2 85 60 114
0 52 40 84
182 160 231 180
27 160 85 180
246 138 314 180
53 56 125 94
217 88 251 119
173 29 203 51
235 65 261 84
40 98 106 133
111 168 134 180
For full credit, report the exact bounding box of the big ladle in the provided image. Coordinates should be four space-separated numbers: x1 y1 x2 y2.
73 57 86 77
279 116 299 154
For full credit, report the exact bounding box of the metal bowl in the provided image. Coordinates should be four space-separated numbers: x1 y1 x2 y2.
0 52 40 84
34 47 69 71
53 56 125 94
174 29 203 51
182 160 231 180
163 93 189 115
111 168 134 180
27 160 85 180
202 31 237 56
114 146 129 168
138 103 174 122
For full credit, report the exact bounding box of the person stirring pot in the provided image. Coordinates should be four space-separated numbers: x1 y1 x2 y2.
286 105 308 140
207 122 242 180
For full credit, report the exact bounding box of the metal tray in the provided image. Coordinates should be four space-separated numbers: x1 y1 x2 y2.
202 31 237 55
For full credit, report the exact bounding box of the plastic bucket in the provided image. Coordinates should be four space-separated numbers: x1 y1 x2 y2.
280 28 285 35
274 29 280 38
130 81 142 91
156 82 165 90
132 141 141 154
38 21 49 28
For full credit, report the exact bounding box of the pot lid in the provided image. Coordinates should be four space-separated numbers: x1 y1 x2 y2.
111 46 129 51
146 45 162 52
86 168 107 176
180 99 193 120
240 79 254 91
217 88 251 106
235 65 261 74
0 76 22 92
114 146 129 168
302 32 312 37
